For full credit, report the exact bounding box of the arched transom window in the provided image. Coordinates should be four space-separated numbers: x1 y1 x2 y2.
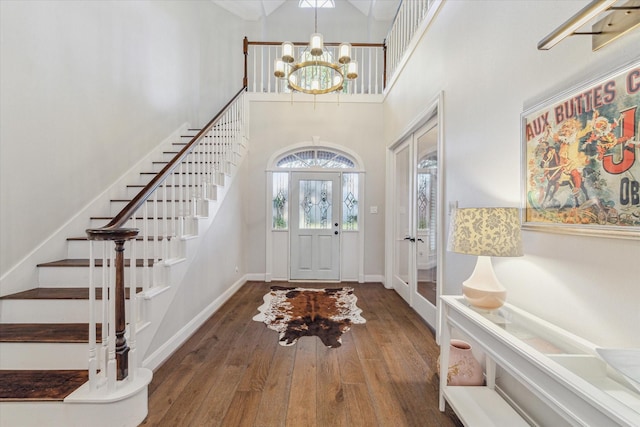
277 149 355 169
272 148 360 231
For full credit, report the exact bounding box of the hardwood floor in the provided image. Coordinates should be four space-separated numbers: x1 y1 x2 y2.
141 281 462 426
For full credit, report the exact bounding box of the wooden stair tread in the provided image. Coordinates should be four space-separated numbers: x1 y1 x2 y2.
139 171 217 175
0 323 101 343
110 198 193 201
127 183 204 187
67 236 169 241
0 287 141 300
37 258 156 268
90 216 179 220
0 370 88 401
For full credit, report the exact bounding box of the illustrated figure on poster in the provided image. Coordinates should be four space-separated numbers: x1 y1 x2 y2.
585 111 636 161
541 118 591 207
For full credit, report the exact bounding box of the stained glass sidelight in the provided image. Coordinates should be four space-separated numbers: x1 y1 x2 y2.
272 172 289 229
342 173 358 230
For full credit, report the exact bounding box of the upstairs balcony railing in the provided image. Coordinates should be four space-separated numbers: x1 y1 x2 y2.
244 38 386 95
385 0 437 83
244 0 439 96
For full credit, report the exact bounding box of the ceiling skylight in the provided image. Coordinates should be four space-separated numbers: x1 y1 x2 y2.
299 0 335 8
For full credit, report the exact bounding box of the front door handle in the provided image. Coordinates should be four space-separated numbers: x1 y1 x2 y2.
404 236 416 242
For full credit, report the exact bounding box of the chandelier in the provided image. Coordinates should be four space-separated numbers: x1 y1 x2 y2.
273 4 358 95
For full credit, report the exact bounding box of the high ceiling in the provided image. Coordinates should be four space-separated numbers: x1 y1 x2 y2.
212 0 401 21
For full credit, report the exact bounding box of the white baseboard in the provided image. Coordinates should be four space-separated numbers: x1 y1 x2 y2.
142 275 247 371
244 273 382 284
364 274 385 284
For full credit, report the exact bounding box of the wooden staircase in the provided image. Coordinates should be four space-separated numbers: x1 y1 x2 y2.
0 122 244 425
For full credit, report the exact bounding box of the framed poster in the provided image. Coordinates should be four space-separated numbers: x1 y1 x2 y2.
522 60 640 239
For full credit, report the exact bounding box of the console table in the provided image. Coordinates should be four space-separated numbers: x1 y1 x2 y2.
439 295 640 426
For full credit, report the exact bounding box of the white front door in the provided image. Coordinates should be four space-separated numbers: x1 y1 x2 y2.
290 172 341 280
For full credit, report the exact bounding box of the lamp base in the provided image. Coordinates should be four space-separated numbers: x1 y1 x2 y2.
462 284 506 311
462 256 507 311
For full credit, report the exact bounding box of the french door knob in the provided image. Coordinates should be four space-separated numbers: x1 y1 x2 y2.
334 231 339 235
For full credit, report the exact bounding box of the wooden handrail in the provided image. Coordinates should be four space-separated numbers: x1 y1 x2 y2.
86 85 247 240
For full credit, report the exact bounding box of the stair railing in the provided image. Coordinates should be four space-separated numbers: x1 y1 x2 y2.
85 87 247 392
384 0 440 87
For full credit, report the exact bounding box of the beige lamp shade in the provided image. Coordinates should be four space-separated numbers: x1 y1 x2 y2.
447 207 523 310
447 207 523 257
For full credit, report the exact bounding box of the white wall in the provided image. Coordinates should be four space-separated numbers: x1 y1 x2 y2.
385 0 640 348
0 0 245 280
145 158 247 360
245 96 386 278
246 0 391 42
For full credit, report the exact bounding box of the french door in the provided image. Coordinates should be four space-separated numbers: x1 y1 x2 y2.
290 172 341 280
391 119 441 328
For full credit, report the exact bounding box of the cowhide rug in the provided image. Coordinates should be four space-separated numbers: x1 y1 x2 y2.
253 286 366 348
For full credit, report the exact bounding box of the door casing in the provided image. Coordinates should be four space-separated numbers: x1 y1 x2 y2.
385 92 444 337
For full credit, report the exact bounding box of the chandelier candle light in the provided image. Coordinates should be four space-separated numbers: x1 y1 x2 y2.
274 5 358 94
447 207 524 311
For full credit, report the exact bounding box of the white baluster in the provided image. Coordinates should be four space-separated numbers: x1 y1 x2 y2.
375 47 379 94
162 183 169 261
100 245 109 388
107 247 116 391
142 203 149 292
367 47 372 94
153 191 159 269
128 286 137 382
88 240 97 390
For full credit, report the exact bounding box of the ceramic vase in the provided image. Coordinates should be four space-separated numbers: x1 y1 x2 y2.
443 339 484 386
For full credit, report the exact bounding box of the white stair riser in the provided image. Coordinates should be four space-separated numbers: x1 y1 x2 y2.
133 169 228 187
180 132 238 141
88 217 199 239
38 265 155 287
125 182 218 200
0 299 132 323
0 371 151 427
89 218 180 234
161 148 232 161
109 200 198 217
67 239 170 259
0 342 95 369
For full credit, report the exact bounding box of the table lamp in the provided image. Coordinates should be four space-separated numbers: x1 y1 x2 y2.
447 207 523 310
